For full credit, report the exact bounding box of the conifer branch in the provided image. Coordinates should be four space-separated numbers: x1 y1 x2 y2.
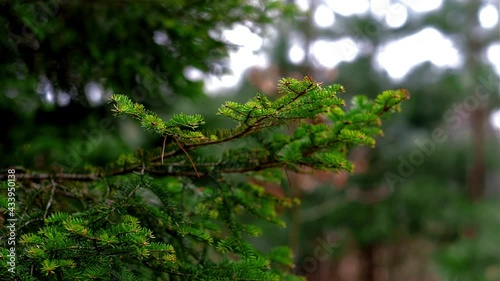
3 81 410 183
2 77 408 281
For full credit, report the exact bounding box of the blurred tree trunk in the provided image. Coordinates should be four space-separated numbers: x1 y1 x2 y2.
362 245 375 281
466 0 485 201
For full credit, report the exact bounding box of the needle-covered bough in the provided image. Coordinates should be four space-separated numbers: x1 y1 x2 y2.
1 77 408 280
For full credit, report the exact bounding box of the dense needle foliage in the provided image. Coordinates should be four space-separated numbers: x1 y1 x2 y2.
0 76 407 280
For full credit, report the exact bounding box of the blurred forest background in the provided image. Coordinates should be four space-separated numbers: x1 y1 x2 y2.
1 0 499 280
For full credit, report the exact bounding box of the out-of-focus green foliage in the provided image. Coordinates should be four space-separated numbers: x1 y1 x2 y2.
0 0 294 169
1 1 290 105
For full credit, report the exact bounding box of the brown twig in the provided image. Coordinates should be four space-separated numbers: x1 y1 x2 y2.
43 179 57 219
161 135 167 164
173 135 200 178
0 160 301 182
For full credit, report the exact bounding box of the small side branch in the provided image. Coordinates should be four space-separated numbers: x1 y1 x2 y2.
173 136 200 178
44 179 57 219
162 135 168 164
